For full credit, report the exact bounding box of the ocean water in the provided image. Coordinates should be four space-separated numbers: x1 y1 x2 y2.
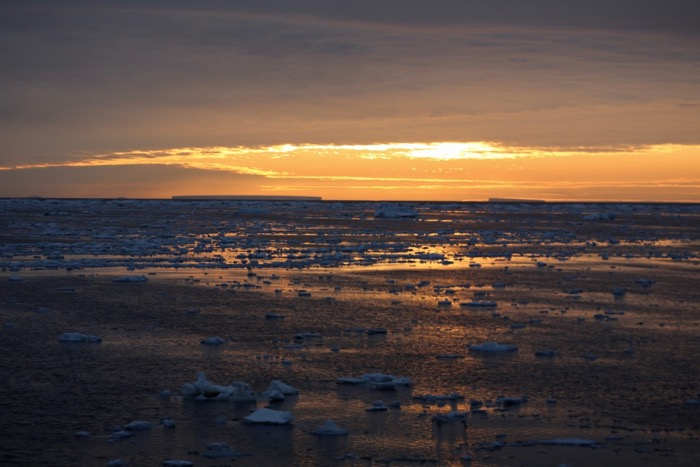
0 199 699 466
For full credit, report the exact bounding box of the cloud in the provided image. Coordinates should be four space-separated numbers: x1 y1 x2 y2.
0 164 266 199
0 0 698 172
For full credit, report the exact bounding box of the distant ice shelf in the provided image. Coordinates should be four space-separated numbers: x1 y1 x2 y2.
172 195 322 201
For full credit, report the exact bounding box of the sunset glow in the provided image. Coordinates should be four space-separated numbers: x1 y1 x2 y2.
1 2 698 201
1 142 698 201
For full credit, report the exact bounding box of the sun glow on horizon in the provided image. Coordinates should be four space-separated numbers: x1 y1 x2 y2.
1 142 698 202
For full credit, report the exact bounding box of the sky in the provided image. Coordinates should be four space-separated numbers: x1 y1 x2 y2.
1 0 699 201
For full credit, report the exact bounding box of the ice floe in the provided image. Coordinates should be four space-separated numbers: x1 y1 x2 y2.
113 275 148 282
58 332 102 343
365 400 388 412
200 336 225 345
432 411 467 423
202 442 249 458
243 407 294 425
461 301 498 308
261 380 299 401
312 419 349 436
496 395 528 406
373 205 419 218
468 342 518 353
534 437 598 446
124 420 152 430
336 373 412 389
413 393 464 404
181 372 255 401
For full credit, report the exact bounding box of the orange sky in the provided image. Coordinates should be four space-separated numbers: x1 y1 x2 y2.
2 143 698 201
1 2 699 201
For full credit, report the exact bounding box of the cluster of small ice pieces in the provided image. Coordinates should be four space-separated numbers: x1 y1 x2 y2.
336 373 413 390
1 199 696 273
181 372 256 401
180 372 300 404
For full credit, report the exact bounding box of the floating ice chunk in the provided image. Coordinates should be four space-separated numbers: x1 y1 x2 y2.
243 408 294 425
113 275 148 282
263 380 299 398
432 411 467 423
200 336 225 345
73 430 91 438
181 372 255 401
162 461 194 467
468 342 518 352
366 328 387 335
582 212 616 221
265 312 285 320
534 350 558 357
337 373 412 390
202 442 249 458
461 301 498 308
7 275 23 281
124 420 152 430
535 438 598 446
436 354 464 359
496 395 528 406
110 430 134 440
160 417 176 428
365 400 388 412
312 419 348 436
373 206 418 218
107 459 128 467
413 393 464 403
295 332 322 339
635 278 656 287
58 332 102 343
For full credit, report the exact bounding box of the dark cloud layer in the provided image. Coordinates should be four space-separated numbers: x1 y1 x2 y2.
1 0 699 170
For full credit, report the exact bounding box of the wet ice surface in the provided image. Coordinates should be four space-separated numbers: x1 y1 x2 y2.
1 199 699 466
